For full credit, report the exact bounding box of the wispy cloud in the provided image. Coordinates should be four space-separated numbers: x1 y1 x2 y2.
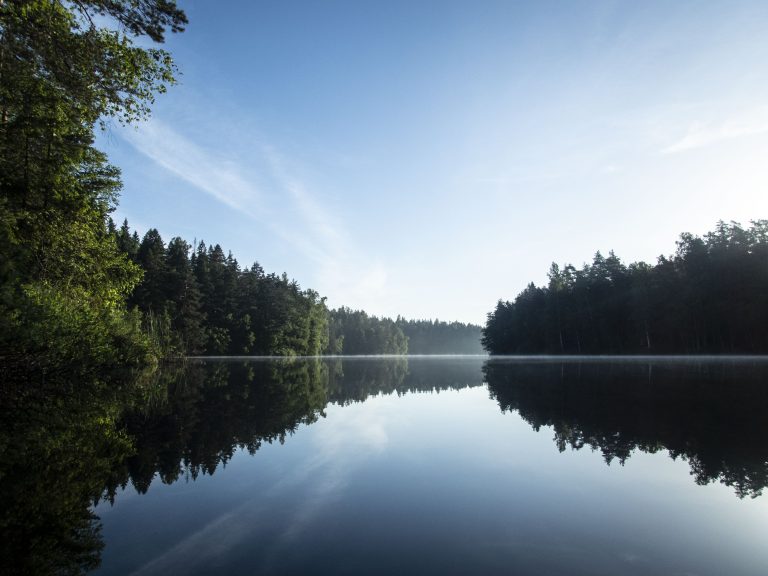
121 119 347 263
121 121 264 217
262 146 346 257
662 107 768 154
120 119 391 311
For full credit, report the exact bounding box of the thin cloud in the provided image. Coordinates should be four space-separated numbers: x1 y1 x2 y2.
260 147 394 309
263 147 346 254
662 107 768 154
120 119 334 263
120 119 392 311
122 121 263 217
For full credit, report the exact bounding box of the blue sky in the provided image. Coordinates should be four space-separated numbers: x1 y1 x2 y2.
101 0 768 324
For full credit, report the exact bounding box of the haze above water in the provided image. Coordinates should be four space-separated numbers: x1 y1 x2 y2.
81 357 768 576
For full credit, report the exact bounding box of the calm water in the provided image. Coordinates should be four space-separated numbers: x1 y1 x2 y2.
3 357 768 575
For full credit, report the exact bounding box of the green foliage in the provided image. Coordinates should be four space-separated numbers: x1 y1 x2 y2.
116 221 486 358
327 307 407 355
327 310 483 355
395 317 483 354
115 227 333 357
0 374 137 575
0 0 186 375
1 283 154 375
483 221 768 354
1 0 184 126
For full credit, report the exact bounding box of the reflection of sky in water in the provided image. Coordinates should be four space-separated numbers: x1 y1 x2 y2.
95 385 768 576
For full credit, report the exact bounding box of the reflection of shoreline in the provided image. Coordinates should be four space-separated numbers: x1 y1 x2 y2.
0 378 133 575
484 360 768 498
8 356 763 575
118 356 487 495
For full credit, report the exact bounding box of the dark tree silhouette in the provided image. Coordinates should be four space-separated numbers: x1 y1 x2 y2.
484 221 768 355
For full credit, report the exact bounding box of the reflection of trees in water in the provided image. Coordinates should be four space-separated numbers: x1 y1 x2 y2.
0 380 134 575
4 358 768 575
484 360 768 498
1 360 333 575
118 357 486 492
327 357 484 405
114 359 330 493
5 358 767 574
0 357 478 573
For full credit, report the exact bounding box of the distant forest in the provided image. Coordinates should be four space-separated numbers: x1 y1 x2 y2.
483 221 768 355
328 307 483 355
111 220 483 357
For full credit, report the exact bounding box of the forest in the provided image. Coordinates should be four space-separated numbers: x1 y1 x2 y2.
483 220 768 355
0 1 480 376
0 1 189 374
110 219 483 357
397 318 483 354
324 307 482 355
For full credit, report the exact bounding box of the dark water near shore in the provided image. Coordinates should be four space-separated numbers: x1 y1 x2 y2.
3 357 768 575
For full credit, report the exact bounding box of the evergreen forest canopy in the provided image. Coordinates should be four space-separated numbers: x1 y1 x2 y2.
111 219 483 357
483 220 768 355
0 1 480 376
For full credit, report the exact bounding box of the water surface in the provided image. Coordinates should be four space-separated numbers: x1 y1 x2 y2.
3 357 768 575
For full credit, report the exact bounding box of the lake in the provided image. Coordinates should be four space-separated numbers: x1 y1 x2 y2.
3 356 768 575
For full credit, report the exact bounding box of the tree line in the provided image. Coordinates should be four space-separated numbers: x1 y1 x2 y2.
111 220 484 357
396 318 483 354
327 306 408 354
112 220 330 356
483 221 768 355
317 308 482 355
